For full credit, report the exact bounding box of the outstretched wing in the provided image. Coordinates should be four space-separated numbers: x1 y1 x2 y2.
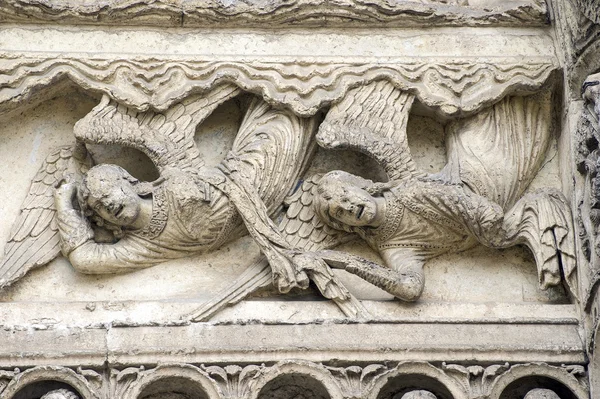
74 84 241 173
229 97 317 215
316 80 425 181
279 175 354 251
0 144 92 290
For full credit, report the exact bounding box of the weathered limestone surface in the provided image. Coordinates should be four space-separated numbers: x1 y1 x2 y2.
0 0 595 398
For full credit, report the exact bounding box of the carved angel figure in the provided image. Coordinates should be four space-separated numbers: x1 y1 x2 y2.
189 81 578 320
0 84 352 308
304 81 578 301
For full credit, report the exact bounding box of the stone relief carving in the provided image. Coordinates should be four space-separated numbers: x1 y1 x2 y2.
0 57 557 118
325 364 387 399
0 83 365 316
441 363 510 398
0 76 577 318
554 0 600 94
0 361 588 399
197 81 577 318
0 0 548 28
577 72 600 312
308 83 576 300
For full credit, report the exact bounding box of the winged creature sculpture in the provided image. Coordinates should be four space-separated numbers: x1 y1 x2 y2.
0 83 365 316
0 79 578 322
191 80 578 320
310 81 577 302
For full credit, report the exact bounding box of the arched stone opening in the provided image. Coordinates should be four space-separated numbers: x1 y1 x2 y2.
136 376 211 399
375 374 454 399
256 372 332 399
498 376 578 399
11 381 82 399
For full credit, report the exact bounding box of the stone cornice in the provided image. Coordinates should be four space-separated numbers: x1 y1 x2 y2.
0 0 549 28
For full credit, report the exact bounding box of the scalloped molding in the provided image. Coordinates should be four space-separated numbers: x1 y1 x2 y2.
0 56 558 117
0 0 548 28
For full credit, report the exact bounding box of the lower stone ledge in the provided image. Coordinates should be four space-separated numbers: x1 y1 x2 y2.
0 320 585 368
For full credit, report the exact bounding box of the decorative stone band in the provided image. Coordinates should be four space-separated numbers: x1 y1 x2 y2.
0 57 558 118
0 0 549 28
0 361 589 399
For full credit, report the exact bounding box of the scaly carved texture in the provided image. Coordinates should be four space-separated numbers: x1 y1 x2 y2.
577 75 600 312
0 0 548 27
0 57 557 117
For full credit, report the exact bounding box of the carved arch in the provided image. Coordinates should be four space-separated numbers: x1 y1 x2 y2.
367 362 467 399
119 364 220 399
1 366 99 399
487 363 588 399
249 360 344 399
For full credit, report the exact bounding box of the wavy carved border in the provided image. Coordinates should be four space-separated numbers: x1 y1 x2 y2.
0 57 558 117
0 0 548 28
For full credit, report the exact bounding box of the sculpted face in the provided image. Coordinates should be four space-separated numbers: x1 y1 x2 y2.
83 165 143 228
87 181 141 227
321 184 379 227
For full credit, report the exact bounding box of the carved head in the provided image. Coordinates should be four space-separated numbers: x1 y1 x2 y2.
79 164 151 228
314 170 384 231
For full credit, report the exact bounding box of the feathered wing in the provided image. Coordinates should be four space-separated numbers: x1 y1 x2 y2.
228 97 317 215
74 84 241 173
279 175 354 251
188 176 359 322
316 80 425 181
0 144 92 290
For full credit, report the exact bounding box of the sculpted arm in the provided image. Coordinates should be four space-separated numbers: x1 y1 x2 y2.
54 183 159 274
320 247 425 302
380 247 426 301
68 239 159 275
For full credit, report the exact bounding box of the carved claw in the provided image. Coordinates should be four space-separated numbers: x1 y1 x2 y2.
272 267 309 294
